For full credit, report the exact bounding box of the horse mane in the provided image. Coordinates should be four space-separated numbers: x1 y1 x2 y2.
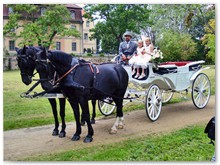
48 50 72 67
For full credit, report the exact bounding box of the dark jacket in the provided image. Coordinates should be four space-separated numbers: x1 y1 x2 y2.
119 41 137 56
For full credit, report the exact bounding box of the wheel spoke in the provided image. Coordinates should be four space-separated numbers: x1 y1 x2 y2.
152 105 155 118
149 104 153 117
202 79 208 88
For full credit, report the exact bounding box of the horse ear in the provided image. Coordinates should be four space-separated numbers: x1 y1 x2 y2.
22 45 26 53
42 47 47 56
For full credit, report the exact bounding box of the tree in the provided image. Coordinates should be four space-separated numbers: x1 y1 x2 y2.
202 19 215 63
4 4 80 48
149 4 215 39
148 4 215 61
84 4 152 53
156 30 197 61
184 4 215 39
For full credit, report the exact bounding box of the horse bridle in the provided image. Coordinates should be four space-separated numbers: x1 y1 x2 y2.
17 54 37 78
35 58 57 85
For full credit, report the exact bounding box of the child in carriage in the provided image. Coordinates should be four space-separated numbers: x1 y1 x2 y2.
134 38 154 79
129 40 144 76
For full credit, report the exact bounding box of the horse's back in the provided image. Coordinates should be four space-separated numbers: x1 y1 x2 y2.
92 63 128 95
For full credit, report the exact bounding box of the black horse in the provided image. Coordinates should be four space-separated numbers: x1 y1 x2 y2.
37 48 128 143
33 46 97 125
16 46 67 137
16 46 98 136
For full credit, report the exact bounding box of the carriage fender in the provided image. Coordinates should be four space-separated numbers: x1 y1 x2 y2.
190 67 210 81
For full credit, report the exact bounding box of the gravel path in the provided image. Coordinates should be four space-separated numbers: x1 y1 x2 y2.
4 96 215 160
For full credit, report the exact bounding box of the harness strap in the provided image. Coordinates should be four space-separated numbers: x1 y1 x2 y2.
53 63 79 85
49 71 57 85
88 63 94 73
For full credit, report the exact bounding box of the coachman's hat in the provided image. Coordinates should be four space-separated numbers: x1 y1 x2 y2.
123 31 132 38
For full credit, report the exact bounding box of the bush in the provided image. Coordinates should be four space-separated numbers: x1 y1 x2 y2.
99 53 105 57
70 53 76 57
156 30 197 61
87 53 93 57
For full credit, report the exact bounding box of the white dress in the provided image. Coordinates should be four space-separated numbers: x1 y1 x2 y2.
129 47 144 66
136 44 152 68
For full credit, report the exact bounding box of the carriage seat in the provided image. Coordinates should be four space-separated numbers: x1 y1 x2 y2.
160 61 192 67
154 64 177 75
158 61 202 72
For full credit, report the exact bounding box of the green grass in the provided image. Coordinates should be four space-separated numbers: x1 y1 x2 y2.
3 65 215 130
3 70 76 130
23 124 215 161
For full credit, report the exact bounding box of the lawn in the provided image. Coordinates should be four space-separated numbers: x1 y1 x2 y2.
23 124 215 161
3 65 215 130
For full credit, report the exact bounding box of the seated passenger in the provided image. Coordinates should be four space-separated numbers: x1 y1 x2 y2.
118 31 137 65
129 40 144 76
135 38 154 79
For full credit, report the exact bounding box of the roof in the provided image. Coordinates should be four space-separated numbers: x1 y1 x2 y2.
66 4 82 9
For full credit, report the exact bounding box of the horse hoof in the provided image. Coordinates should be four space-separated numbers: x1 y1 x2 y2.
83 136 93 143
52 130 59 136
109 129 117 134
118 124 124 129
59 131 66 138
81 121 86 126
71 135 80 141
91 119 95 124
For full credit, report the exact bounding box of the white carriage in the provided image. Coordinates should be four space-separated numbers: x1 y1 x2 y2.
98 60 211 121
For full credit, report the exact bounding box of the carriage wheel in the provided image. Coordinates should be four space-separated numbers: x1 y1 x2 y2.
145 85 162 122
98 97 116 116
192 73 211 109
161 90 174 103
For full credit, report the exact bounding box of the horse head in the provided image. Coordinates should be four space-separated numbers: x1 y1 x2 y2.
35 47 59 90
16 45 37 85
37 48 73 77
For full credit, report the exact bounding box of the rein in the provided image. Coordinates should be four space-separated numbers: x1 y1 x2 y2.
53 63 79 85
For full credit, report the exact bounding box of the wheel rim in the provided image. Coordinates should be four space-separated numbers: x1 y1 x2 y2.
146 85 162 121
192 73 211 108
98 98 116 116
162 90 174 103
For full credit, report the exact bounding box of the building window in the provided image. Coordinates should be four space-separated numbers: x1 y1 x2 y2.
86 21 90 27
84 33 88 40
40 7 46 16
9 40 15 51
71 25 76 29
8 7 13 14
56 42 61 50
70 10 75 19
72 42 77 51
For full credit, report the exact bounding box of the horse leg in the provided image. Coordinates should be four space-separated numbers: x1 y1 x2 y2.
79 97 94 143
81 99 96 125
48 98 59 136
68 99 81 141
91 99 96 124
80 113 86 126
58 98 66 138
110 97 124 134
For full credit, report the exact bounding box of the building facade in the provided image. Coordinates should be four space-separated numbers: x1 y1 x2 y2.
3 4 96 55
